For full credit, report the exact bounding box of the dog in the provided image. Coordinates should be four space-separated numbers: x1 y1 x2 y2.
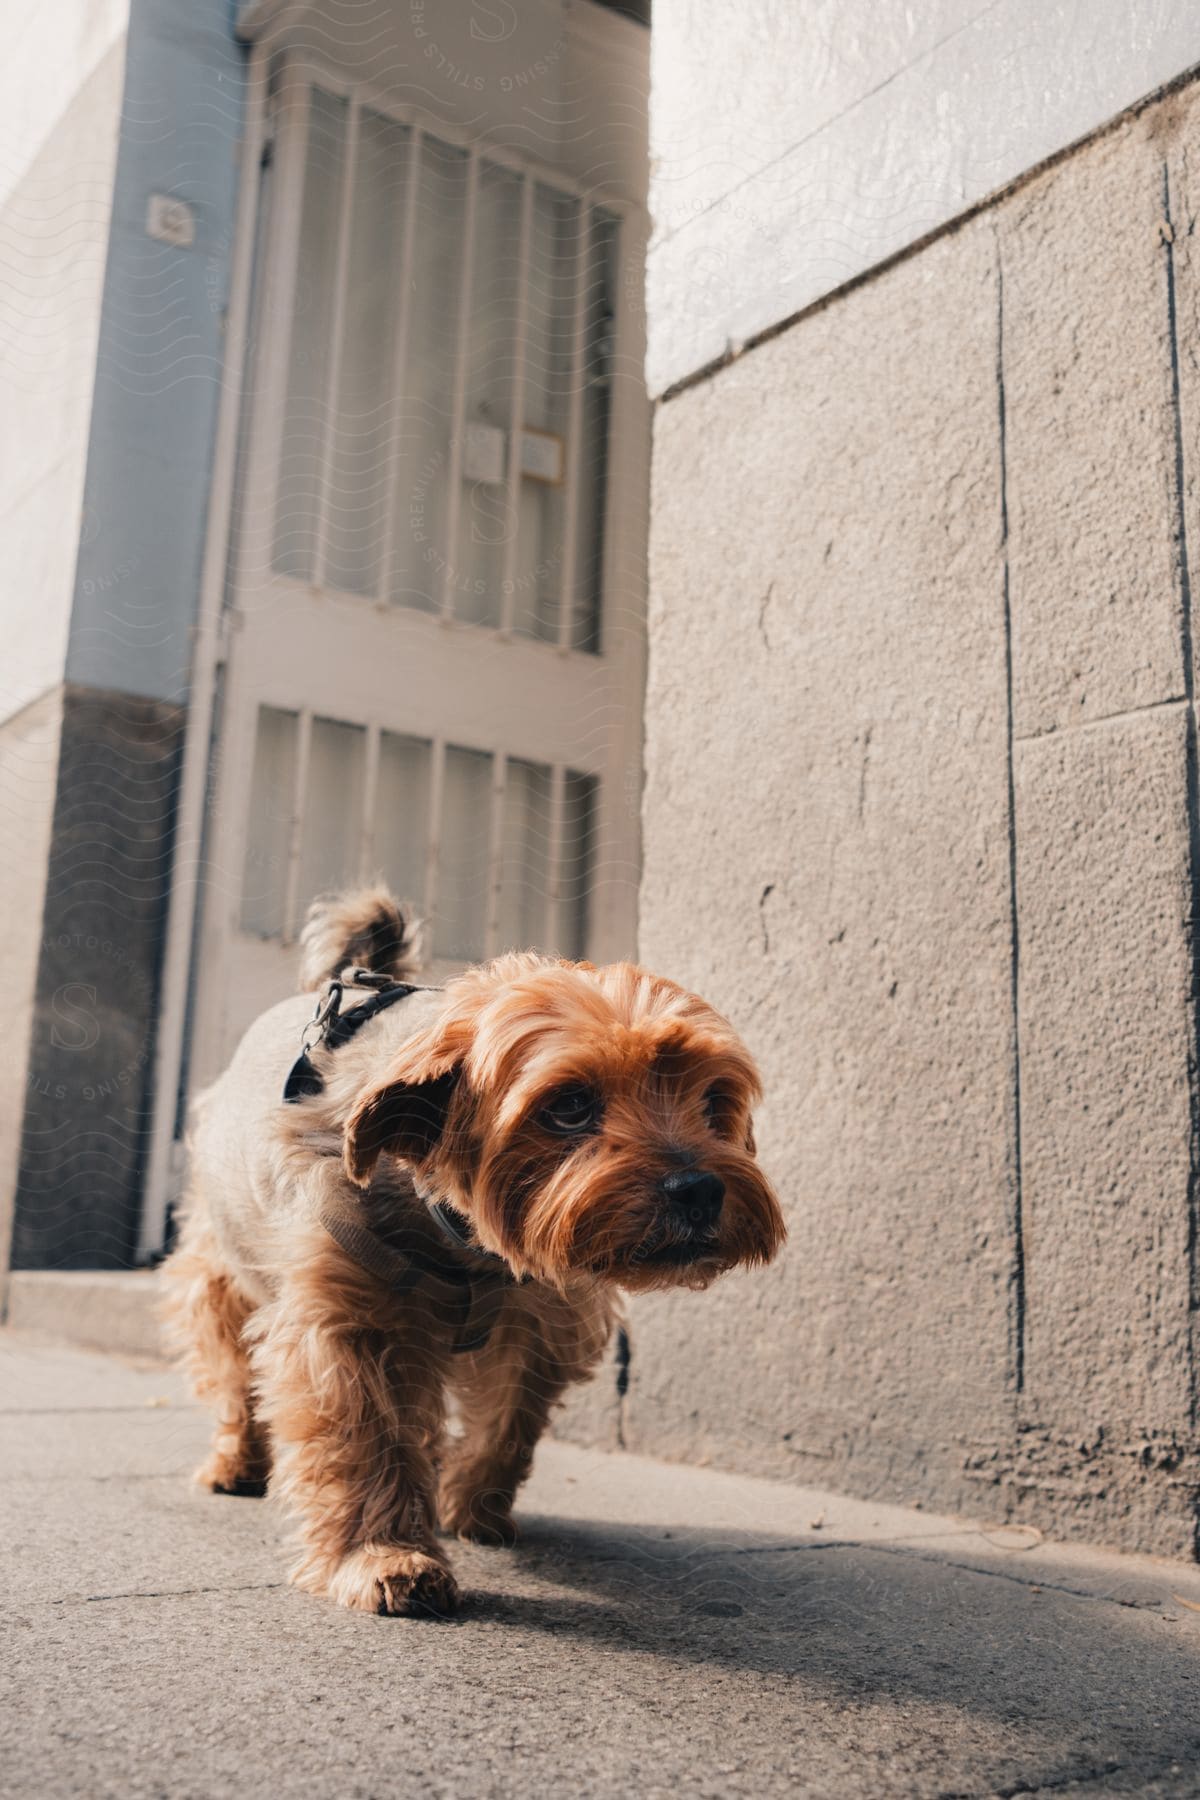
162 888 785 1617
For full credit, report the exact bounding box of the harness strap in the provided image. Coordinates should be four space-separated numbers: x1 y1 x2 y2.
291 969 517 1353
429 1196 489 1256
283 976 423 1104
318 1187 511 1355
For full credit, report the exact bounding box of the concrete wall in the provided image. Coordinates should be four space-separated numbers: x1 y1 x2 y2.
589 73 1200 1559
0 1 129 723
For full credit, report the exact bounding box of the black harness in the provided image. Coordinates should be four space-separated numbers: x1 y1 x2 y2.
282 969 424 1104
282 968 518 1352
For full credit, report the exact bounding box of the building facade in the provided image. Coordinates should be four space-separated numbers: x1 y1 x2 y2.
7 0 1200 1561
0 0 651 1269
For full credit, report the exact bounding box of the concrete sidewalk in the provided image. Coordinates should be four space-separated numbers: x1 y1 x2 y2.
2 1332 1200 1800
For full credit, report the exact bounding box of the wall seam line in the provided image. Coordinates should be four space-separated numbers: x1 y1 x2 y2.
1161 161 1200 1451
995 234 1026 1401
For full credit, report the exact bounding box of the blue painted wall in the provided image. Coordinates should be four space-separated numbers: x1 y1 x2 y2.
66 0 247 704
11 0 248 1269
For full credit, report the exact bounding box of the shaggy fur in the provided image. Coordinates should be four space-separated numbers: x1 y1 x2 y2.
162 887 785 1618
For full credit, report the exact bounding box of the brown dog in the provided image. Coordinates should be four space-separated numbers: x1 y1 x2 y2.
162 889 785 1616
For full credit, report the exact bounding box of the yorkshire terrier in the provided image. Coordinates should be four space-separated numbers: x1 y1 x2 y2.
162 888 785 1617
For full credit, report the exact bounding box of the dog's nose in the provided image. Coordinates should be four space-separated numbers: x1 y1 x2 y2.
660 1167 725 1229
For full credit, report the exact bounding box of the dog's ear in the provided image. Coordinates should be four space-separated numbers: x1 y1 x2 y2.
344 1059 461 1185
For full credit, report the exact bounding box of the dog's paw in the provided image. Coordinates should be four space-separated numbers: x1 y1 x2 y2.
458 1514 518 1548
323 1547 460 1618
377 1557 460 1618
438 1486 518 1547
195 1454 268 1498
211 1473 269 1498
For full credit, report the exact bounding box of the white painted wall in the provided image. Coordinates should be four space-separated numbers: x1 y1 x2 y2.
0 1 129 722
647 0 1200 394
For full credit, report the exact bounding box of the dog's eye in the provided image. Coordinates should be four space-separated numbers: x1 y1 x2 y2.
704 1085 735 1136
539 1084 602 1135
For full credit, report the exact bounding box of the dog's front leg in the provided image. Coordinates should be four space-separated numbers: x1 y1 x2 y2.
440 1285 614 1545
251 1218 457 1617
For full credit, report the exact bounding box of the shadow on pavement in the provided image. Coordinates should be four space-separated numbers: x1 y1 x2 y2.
456 1512 1200 1773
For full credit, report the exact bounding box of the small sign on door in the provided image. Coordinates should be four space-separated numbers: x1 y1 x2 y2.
462 422 566 487
519 428 564 485
463 422 506 485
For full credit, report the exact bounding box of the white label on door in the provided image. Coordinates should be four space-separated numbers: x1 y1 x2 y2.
464 421 507 484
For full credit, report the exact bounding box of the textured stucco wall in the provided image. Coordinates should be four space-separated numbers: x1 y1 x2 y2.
589 83 1200 1559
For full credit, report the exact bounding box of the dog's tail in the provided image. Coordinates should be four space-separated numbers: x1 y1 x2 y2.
298 886 420 992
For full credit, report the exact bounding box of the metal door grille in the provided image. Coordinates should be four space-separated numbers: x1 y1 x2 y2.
270 82 617 653
241 703 596 964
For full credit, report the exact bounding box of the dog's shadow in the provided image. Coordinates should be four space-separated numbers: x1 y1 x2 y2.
456 1512 1200 1749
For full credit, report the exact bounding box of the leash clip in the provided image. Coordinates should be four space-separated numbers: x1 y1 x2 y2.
300 979 343 1056
282 971 425 1106
283 979 344 1104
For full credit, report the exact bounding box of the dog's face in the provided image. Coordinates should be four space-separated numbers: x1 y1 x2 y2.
345 956 785 1289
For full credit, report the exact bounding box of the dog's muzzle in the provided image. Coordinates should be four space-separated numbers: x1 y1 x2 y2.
659 1167 725 1230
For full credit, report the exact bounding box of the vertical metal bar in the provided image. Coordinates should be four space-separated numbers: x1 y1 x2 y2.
557 200 591 651
311 92 361 591
360 721 381 879
235 67 311 594
440 151 480 619
375 125 423 605
424 737 447 951
484 753 508 957
283 709 314 944
546 762 567 955
499 174 535 636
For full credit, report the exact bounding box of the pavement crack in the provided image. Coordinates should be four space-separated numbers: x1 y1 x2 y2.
732 1537 1179 1616
0 1404 195 1416
48 1580 285 1606
990 1763 1125 1797
0 1472 188 1486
